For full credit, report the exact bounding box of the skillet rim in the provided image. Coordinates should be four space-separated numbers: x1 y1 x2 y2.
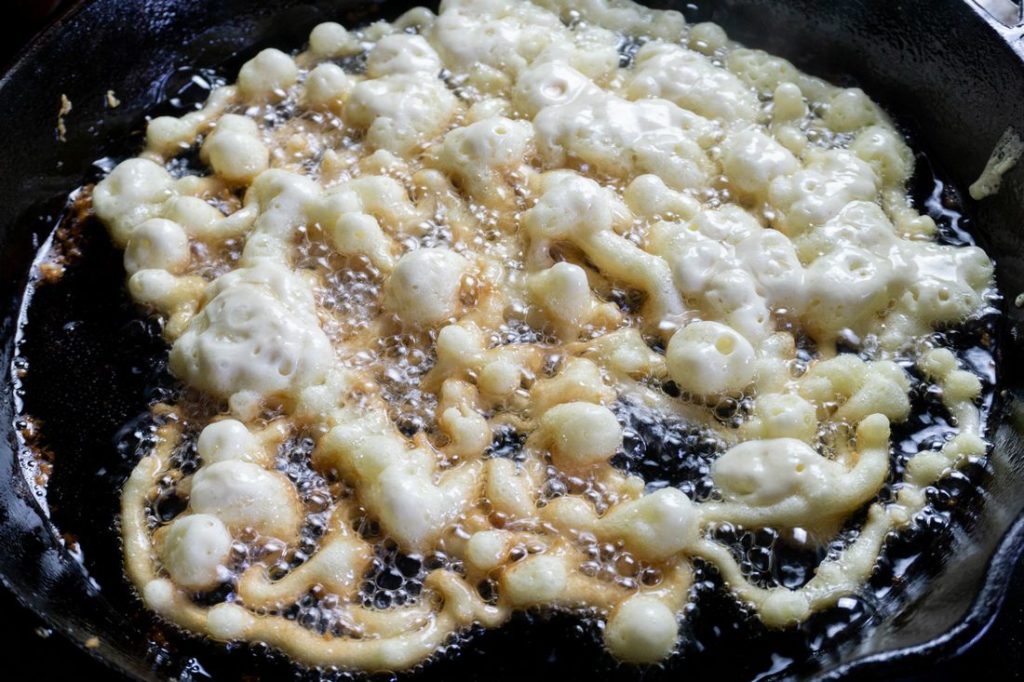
1 1 1023 679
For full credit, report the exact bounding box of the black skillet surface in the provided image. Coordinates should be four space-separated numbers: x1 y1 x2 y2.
4 1 1024 680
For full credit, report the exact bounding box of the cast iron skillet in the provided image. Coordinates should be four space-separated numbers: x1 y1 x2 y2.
4 0 1024 679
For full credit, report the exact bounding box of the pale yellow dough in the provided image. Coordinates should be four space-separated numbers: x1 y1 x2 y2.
96 0 996 671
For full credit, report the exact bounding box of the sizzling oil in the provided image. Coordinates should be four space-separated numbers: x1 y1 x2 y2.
7 41 1005 682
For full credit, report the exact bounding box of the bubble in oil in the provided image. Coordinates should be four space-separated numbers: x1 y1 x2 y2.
616 34 648 68
165 147 206 178
709 524 826 591
159 66 228 112
611 398 724 502
373 332 438 437
357 540 433 610
152 485 188 524
274 434 335 570
403 220 453 250
489 317 548 347
281 588 358 638
485 426 527 461
295 232 382 343
576 534 644 591
334 50 368 76
607 287 645 316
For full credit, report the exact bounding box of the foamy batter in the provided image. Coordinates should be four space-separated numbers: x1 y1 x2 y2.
92 0 995 669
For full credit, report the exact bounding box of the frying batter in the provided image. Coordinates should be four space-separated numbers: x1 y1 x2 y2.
94 0 994 669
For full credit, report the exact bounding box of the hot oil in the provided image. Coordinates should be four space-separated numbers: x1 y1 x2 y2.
296 229 384 344
373 330 439 438
13 171 996 682
7 62 327 681
6 33 1008 682
612 398 723 502
11 147 1005 682
423 146 1000 680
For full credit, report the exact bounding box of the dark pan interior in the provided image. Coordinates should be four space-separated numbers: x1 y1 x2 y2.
4 1 1024 680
